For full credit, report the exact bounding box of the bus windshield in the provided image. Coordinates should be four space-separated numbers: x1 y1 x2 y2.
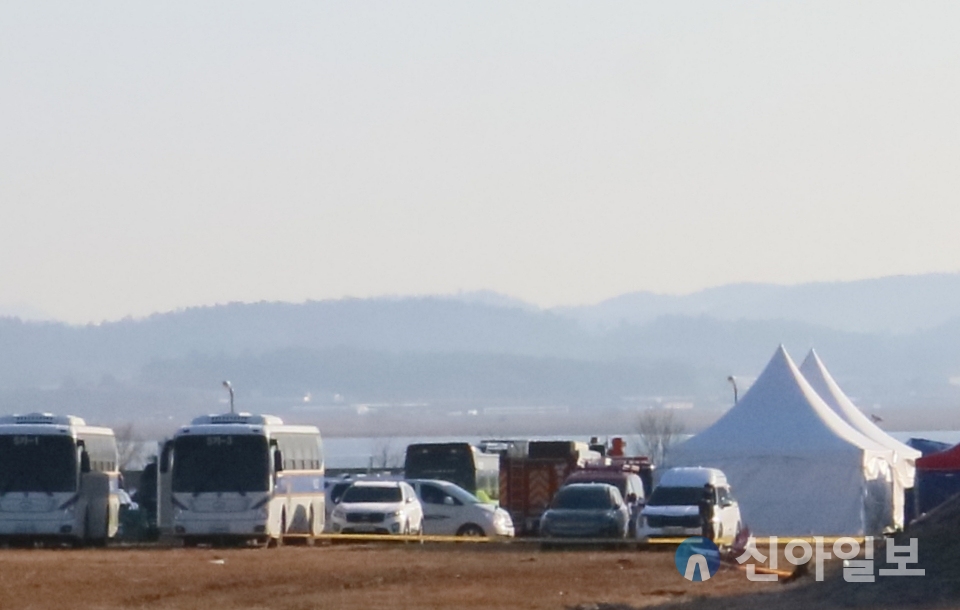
0 435 78 494
172 435 270 494
404 444 474 492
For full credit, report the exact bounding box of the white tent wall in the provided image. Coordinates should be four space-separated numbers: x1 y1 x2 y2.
692 454 890 536
863 453 895 534
799 349 919 531
673 346 897 536
677 449 894 536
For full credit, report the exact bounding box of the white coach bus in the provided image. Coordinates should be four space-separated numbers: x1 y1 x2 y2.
160 412 324 546
0 413 120 546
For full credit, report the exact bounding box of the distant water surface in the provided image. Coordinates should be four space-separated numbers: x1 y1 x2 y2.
323 430 960 470
131 430 960 471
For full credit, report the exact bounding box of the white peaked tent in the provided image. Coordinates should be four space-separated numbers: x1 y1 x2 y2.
799 349 920 530
672 346 896 536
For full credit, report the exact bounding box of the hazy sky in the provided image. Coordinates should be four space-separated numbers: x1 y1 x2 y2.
2 2 959 323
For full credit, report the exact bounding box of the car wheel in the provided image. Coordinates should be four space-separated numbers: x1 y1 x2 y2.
456 524 485 537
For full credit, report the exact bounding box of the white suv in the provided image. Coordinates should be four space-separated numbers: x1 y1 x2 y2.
329 480 424 535
407 479 514 537
637 467 741 546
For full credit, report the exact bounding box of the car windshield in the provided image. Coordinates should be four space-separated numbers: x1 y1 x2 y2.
552 486 613 510
647 486 704 506
329 482 351 504
342 485 402 503
438 482 482 504
0 435 78 494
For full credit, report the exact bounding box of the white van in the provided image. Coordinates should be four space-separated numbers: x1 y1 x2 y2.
636 467 741 545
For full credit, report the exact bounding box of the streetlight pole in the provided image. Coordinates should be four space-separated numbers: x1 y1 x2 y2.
727 375 738 405
222 380 234 414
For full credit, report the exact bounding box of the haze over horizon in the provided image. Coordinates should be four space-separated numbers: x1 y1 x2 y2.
3 2 960 324
4 272 960 327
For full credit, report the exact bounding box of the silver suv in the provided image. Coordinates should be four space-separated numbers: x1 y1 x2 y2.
329 480 424 535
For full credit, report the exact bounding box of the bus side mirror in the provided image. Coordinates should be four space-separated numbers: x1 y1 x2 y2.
273 450 284 473
80 450 91 474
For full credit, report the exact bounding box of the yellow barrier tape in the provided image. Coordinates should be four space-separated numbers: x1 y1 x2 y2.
304 533 494 543
203 533 871 547
293 534 632 545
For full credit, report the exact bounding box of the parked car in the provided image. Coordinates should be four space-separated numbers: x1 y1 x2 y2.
562 468 646 535
539 483 630 540
636 467 741 545
323 476 358 532
328 480 424 535
407 479 514 537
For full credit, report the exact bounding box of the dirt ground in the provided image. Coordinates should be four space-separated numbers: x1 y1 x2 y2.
0 542 784 610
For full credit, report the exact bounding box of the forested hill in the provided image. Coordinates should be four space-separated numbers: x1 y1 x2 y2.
3 274 960 424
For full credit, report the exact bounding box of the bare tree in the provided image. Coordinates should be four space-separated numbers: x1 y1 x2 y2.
115 422 144 471
635 409 686 468
369 439 404 471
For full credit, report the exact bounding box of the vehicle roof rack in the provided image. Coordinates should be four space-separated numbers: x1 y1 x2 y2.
0 412 85 426
190 412 284 426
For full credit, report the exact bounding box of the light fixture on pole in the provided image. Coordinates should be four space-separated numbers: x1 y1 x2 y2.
727 375 738 405
222 380 235 414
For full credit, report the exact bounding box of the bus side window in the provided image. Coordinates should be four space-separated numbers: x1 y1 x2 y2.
294 437 305 470
275 434 299 471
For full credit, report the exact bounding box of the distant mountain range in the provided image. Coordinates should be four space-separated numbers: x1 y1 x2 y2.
554 273 960 334
3 273 960 427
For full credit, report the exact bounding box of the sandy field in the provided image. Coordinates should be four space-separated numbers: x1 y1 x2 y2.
0 542 783 610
